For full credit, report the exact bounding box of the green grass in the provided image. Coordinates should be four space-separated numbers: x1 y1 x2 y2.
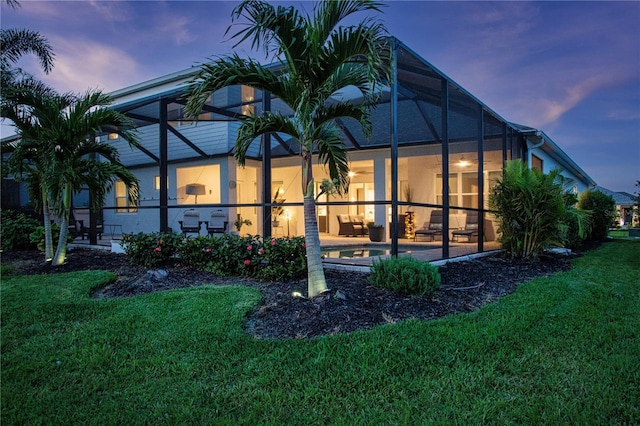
2 240 639 425
609 229 630 238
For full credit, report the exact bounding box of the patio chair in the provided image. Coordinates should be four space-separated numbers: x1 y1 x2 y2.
349 215 368 237
206 209 228 235
72 208 103 240
337 214 363 237
414 210 443 242
452 211 479 242
179 209 202 236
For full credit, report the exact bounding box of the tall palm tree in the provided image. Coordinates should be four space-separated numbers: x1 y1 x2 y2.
1 0 56 259
186 0 388 297
0 89 73 261
39 90 140 266
1 0 55 95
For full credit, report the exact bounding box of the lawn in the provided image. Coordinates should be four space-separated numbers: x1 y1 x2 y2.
609 229 630 239
2 240 638 425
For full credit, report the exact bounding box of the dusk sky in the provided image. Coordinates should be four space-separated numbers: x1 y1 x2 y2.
2 0 639 194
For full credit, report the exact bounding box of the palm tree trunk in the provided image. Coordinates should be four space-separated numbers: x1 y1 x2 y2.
303 195 328 297
52 185 71 266
41 187 53 261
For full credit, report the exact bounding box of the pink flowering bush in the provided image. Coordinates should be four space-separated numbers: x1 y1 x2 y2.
124 231 307 280
121 231 183 268
256 236 307 281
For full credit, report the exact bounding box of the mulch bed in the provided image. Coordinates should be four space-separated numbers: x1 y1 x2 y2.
1 246 584 339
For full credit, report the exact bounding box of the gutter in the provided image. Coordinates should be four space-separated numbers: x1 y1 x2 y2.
526 130 545 166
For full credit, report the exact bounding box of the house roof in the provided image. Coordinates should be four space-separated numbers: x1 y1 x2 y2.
594 186 637 207
510 123 597 187
1 37 597 191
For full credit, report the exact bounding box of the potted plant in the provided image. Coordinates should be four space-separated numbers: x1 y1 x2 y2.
367 223 384 242
234 216 252 234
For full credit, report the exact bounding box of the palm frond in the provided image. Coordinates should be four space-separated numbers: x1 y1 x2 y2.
0 28 55 73
315 102 372 139
229 0 307 65
185 54 285 120
235 112 300 166
317 22 389 94
312 0 385 45
314 124 350 194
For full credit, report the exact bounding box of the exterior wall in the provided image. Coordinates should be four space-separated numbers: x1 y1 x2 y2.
527 141 592 194
103 156 232 235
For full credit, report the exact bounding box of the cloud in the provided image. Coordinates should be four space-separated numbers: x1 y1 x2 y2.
39 36 150 94
10 1 62 18
88 1 134 23
536 75 619 125
154 14 197 46
606 108 640 122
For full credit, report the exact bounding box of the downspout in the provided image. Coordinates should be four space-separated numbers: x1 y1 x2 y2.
526 130 544 169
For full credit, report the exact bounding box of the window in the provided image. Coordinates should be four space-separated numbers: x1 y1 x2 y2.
176 164 220 205
438 171 502 209
154 175 169 190
460 172 478 208
241 86 255 116
115 180 137 213
531 154 543 171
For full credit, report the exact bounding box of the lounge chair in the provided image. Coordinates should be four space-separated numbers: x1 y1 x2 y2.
337 214 366 237
206 209 228 235
179 209 202 236
414 210 443 241
452 211 479 242
349 215 368 236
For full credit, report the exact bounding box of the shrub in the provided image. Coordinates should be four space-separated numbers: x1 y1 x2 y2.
120 231 184 268
179 235 217 271
178 234 307 280
369 256 440 296
489 161 568 259
210 234 253 276
29 223 73 252
559 192 592 250
578 189 616 240
0 211 40 251
255 236 307 281
178 234 257 276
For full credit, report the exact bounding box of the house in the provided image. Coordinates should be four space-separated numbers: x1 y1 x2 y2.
2 37 597 260
594 186 638 228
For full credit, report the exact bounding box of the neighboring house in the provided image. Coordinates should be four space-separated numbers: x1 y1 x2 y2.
594 186 638 228
1 37 597 259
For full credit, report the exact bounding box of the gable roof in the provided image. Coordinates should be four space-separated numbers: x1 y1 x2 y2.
594 186 636 207
510 123 596 187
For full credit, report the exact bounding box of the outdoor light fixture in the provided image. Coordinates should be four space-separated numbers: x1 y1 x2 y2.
283 209 292 236
348 171 356 178
458 156 470 167
185 183 206 204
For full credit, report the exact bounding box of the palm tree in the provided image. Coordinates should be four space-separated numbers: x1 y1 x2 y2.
1 0 57 259
39 90 140 266
1 0 55 93
185 0 388 297
0 89 73 261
